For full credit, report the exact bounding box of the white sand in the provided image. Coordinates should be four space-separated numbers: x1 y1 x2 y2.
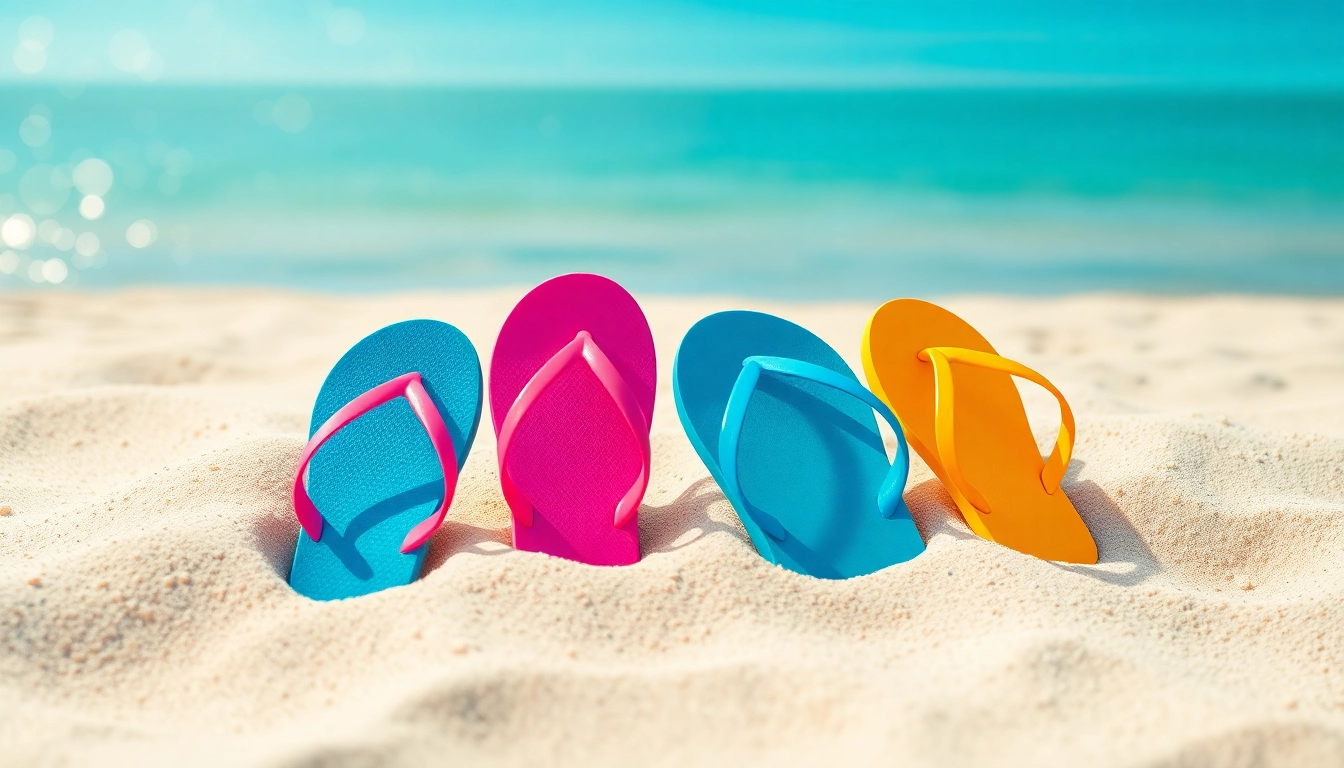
2 288 1344 767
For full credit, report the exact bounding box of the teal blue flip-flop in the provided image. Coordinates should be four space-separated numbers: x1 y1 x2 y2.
289 319 482 600
673 311 924 579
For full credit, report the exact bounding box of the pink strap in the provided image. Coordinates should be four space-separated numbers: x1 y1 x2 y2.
292 372 459 554
497 330 651 529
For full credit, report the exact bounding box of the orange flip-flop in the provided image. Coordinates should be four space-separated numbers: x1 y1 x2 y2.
861 299 1096 564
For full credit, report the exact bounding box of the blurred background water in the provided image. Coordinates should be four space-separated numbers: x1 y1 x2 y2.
1 2 1341 297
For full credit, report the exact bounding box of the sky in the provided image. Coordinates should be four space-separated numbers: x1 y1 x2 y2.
1 0 1342 88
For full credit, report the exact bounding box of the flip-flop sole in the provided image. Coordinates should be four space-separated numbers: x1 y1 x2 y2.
490 274 656 566
290 320 482 600
862 299 1096 563
674 310 924 579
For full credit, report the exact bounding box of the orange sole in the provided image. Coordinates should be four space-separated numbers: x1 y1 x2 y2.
862 299 1097 564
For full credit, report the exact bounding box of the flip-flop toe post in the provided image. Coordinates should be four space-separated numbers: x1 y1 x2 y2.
490 274 656 566
289 319 483 600
862 299 1097 564
674 311 924 580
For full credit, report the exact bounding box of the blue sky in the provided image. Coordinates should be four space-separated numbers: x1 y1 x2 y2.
2 0 1342 87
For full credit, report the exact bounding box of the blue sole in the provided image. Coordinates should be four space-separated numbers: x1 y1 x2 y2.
673 311 924 579
289 320 483 600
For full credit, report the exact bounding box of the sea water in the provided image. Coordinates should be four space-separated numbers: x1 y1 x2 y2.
1 86 1341 296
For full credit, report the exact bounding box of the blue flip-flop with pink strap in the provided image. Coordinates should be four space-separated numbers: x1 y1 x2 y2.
289 320 482 600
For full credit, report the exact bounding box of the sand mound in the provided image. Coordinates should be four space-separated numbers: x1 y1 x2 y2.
3 290 1344 767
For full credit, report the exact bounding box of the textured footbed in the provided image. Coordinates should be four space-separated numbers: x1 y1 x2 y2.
289 320 482 601
489 274 656 566
673 310 925 579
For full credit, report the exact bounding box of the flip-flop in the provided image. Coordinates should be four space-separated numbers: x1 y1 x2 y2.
673 310 924 579
862 299 1096 564
489 273 656 566
289 320 482 600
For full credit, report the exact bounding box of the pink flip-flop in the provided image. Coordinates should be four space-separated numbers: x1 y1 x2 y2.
490 273 656 566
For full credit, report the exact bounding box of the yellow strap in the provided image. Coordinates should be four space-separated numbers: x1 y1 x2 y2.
917 346 1075 515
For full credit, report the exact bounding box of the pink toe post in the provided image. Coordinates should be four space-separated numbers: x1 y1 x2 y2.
292 372 459 554
498 330 651 532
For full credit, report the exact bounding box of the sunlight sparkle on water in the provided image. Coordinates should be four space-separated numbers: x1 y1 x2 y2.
75 232 100 257
13 17 53 76
41 257 68 284
126 220 158 248
79 195 105 220
1 214 36 250
73 159 115 197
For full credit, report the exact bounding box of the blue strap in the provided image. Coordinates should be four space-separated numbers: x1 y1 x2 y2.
718 355 911 543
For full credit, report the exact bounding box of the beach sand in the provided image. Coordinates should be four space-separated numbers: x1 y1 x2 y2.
3 288 1343 767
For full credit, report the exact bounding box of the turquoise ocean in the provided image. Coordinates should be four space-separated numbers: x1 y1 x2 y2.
2 85 1342 297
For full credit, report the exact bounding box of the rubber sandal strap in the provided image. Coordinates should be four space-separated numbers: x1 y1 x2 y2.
497 330 651 529
718 355 911 542
292 371 460 554
917 346 1075 515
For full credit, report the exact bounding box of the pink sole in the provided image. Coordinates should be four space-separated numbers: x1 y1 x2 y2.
490 274 656 566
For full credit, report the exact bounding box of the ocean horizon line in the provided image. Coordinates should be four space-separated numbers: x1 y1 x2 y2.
7 80 1344 94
